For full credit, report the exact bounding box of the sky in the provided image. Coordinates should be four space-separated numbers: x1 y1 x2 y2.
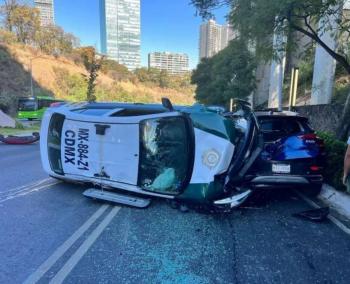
52 0 229 69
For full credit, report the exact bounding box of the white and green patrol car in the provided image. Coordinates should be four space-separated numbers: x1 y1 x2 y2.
40 99 261 210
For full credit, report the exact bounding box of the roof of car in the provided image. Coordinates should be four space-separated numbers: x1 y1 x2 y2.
254 110 306 119
66 102 169 110
54 102 212 118
56 102 226 116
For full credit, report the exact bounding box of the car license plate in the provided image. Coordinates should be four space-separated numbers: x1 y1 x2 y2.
272 164 291 174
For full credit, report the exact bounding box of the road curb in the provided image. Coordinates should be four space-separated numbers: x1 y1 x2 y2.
318 184 350 220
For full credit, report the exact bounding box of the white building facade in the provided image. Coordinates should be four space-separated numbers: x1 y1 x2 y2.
199 20 235 59
100 0 141 70
34 0 55 26
148 52 189 75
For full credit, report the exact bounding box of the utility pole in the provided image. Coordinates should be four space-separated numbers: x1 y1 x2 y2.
29 56 42 97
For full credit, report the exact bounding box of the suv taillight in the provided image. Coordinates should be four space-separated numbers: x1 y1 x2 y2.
299 133 317 140
299 133 325 147
310 165 321 172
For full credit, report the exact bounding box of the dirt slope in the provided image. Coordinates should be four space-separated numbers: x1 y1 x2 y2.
0 44 195 106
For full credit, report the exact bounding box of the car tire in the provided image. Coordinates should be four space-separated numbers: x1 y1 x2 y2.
303 184 322 197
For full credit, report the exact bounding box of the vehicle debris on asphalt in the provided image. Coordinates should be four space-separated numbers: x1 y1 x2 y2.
292 207 330 222
0 132 40 145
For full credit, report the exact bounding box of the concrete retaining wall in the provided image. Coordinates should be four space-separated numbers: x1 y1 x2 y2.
294 104 344 134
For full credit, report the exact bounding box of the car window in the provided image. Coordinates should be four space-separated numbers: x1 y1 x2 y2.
48 113 65 174
18 99 37 111
138 116 191 194
72 108 113 116
259 118 303 142
112 109 166 116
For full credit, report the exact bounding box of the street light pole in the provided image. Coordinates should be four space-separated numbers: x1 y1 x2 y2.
29 56 42 98
30 59 33 98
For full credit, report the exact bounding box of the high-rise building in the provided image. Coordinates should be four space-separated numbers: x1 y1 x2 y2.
100 0 141 71
148 52 189 75
199 20 221 59
221 24 235 50
199 20 235 59
34 0 55 26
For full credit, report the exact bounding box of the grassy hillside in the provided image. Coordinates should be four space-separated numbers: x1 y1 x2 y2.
0 43 195 114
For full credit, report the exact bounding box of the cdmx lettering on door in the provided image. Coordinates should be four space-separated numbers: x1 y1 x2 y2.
64 128 90 171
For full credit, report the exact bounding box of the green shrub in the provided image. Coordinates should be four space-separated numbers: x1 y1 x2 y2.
15 120 24 129
317 132 347 191
0 92 17 114
332 80 350 104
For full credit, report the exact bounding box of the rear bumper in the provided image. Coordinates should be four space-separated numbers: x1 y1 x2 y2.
250 175 323 188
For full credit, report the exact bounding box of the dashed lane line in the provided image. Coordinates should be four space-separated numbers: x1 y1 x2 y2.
23 204 110 284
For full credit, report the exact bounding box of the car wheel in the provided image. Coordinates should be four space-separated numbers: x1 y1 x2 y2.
303 184 322 197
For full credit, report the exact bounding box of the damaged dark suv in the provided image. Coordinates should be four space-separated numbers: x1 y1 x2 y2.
248 111 325 196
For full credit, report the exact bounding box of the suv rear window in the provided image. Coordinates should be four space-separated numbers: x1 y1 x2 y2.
258 117 311 142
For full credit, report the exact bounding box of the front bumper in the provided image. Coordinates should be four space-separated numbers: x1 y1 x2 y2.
214 190 252 209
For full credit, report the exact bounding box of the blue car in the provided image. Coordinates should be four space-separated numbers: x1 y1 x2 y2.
247 111 325 196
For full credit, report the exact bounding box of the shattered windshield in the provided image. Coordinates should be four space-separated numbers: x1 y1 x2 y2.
139 116 192 194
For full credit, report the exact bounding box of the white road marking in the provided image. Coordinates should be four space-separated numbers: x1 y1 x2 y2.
49 206 121 284
0 180 61 204
297 191 350 235
23 204 110 284
0 178 52 195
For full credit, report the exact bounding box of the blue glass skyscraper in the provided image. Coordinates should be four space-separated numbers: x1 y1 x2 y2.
100 0 141 70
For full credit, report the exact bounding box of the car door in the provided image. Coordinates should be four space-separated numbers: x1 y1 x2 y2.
61 119 140 185
224 111 263 186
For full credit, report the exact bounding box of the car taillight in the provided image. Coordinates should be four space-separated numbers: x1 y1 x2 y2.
310 165 321 172
299 133 325 147
299 133 317 140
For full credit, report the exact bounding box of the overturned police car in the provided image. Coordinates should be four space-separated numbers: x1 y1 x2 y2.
40 99 262 210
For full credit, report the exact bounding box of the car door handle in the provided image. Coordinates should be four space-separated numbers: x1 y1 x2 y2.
94 167 110 179
95 124 110 135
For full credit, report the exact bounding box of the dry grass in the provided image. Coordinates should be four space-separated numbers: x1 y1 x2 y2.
5 44 195 105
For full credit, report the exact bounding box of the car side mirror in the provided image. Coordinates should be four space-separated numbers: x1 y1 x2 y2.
162 97 174 112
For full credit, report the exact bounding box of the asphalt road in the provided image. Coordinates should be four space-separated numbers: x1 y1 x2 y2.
1 143 350 284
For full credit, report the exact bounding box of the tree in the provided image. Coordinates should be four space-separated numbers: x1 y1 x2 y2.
86 57 104 103
159 70 170 88
0 28 17 44
35 25 79 55
76 46 96 70
191 39 256 106
192 0 350 71
75 47 105 102
0 0 20 32
100 59 132 81
134 67 162 84
8 4 40 44
53 67 88 101
191 0 350 139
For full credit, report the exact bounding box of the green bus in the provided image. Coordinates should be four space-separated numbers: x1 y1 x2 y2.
17 96 65 120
